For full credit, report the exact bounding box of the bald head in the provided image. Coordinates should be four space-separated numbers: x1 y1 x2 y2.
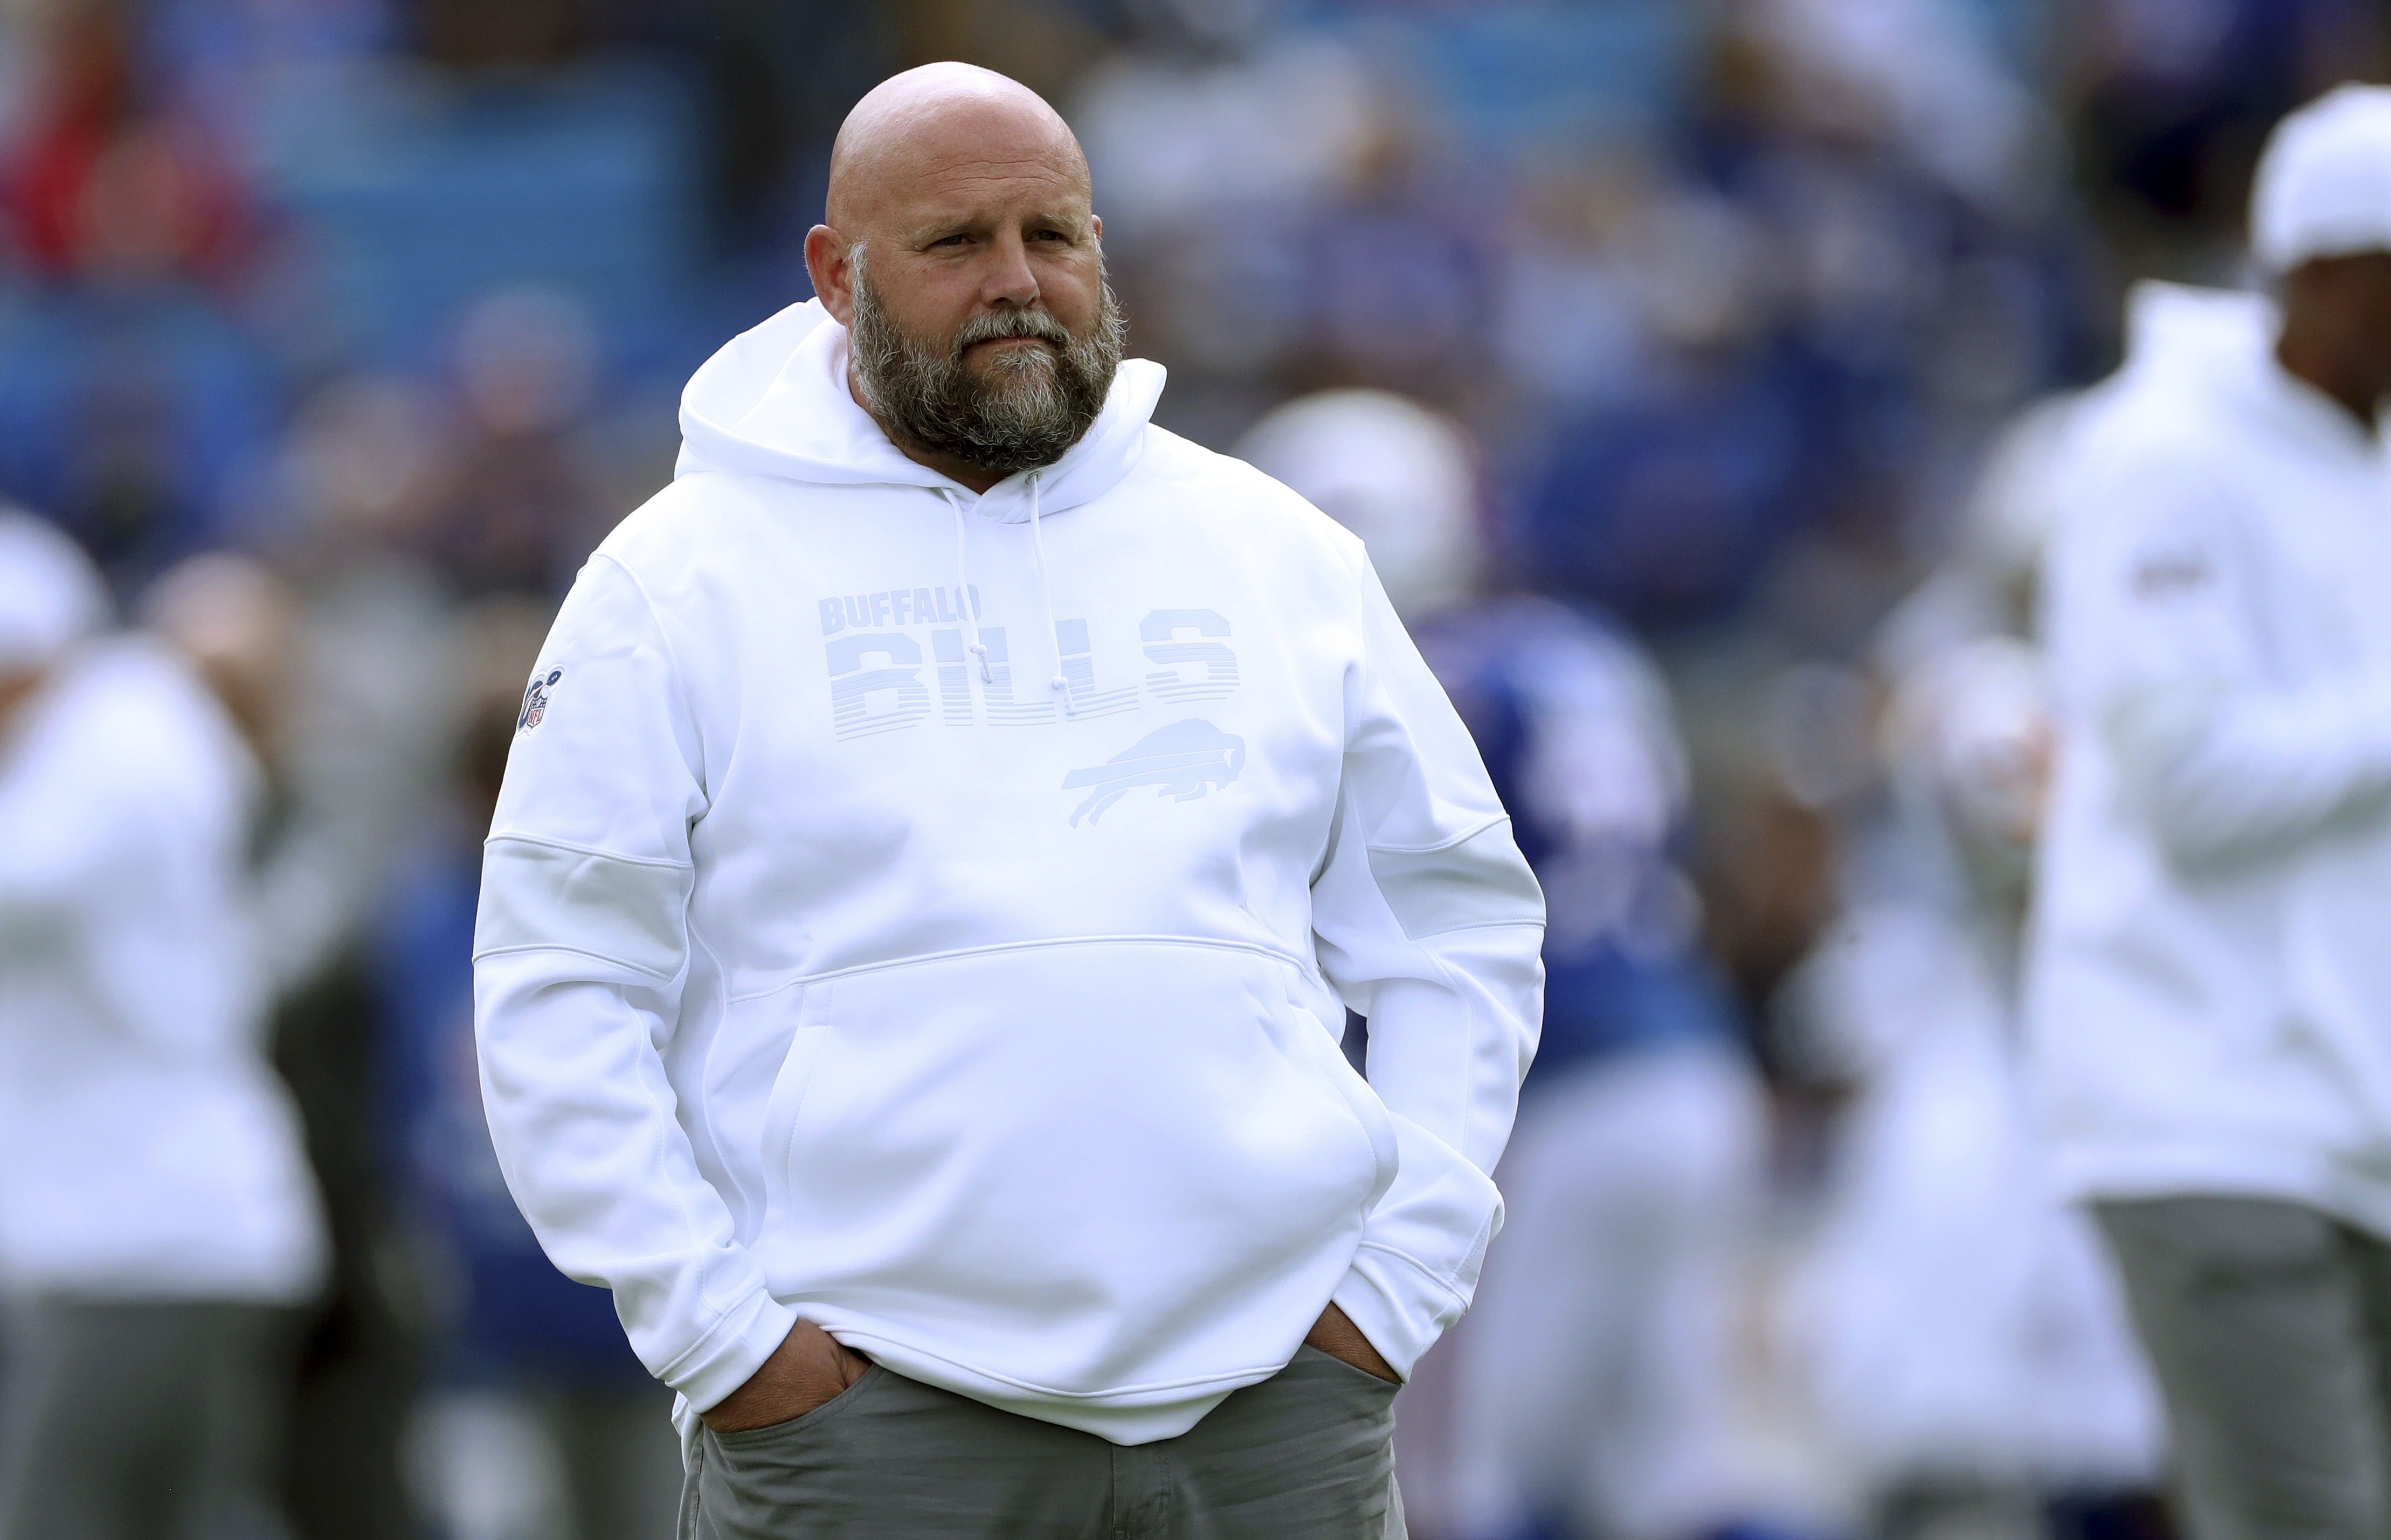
825 64 1088 237
804 64 1117 491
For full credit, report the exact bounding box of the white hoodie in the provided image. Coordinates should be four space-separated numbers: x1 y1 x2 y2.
0 639 327 1302
472 301 1544 1444
2027 281 2391 1233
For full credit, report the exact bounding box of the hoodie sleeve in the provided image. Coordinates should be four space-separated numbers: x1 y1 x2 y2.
1309 554 1545 1378
472 554 797 1413
2052 453 2391 868
0 723 128 920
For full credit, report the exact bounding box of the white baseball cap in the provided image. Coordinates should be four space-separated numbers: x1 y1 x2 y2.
0 511 110 671
2252 83 2391 272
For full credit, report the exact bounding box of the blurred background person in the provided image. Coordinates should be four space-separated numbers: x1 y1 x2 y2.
375 598 680 1540
1242 390 1773 1540
0 517 325 1540
1770 632 2166 1540
143 545 445 1536
2027 84 2391 1540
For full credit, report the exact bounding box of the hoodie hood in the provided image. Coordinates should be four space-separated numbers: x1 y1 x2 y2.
674 298 1169 524
2120 280 2372 456
2119 280 2275 389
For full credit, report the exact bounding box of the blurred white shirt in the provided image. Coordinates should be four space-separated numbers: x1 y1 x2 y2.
0 637 324 1301
2029 280 2391 1235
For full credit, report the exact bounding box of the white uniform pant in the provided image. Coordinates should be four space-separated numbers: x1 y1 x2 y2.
1434 1045 1764 1540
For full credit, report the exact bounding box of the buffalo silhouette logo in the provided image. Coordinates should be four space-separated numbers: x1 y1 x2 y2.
1061 719 1246 827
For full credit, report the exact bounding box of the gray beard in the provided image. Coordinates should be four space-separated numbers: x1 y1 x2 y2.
847 251 1126 477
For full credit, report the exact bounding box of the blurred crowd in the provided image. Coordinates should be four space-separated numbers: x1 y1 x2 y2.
1 0 2386 1537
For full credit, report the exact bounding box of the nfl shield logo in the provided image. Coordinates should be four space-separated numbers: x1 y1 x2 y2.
518 669 562 732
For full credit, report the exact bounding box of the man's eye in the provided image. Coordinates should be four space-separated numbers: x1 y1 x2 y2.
933 234 971 248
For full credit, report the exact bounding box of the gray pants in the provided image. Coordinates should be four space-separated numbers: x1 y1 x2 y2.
681 1344 1406 1538
2097 1196 2391 1540
0 1298 298 1540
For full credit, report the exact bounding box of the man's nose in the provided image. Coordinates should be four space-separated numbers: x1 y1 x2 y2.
979 230 1040 308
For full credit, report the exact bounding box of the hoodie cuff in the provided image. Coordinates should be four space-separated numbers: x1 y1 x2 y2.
660 1287 802 1414
1330 1241 1474 1383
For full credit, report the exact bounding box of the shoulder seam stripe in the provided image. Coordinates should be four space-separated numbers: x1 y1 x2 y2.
1364 815 1512 857
484 831 694 871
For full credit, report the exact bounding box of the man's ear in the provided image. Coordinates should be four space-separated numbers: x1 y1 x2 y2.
804 226 855 327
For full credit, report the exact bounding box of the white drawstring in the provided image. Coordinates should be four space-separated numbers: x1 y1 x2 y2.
944 489 992 683
945 478 1068 713
1027 473 1072 713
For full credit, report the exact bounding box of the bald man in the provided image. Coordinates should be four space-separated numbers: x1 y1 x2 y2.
474 65 1543 1538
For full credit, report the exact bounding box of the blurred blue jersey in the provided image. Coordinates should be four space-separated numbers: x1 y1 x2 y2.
375 816 648 1388
1413 596 1737 1081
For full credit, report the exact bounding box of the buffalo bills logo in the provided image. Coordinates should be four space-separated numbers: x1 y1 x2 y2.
518 669 562 732
1061 719 1245 827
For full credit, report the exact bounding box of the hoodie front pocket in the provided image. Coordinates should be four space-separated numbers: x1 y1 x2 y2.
746 938 1388 1396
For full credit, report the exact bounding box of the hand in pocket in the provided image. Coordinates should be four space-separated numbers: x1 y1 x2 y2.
1305 1303 1399 1383
701 1319 873 1433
